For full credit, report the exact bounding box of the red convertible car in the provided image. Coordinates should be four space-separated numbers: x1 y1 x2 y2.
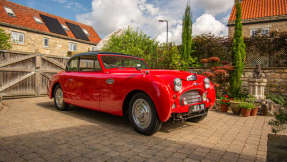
48 52 216 135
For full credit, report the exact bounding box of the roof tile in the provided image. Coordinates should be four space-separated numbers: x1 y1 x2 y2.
0 0 101 44
229 0 287 23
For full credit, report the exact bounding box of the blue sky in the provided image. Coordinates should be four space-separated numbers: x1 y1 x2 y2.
11 0 234 43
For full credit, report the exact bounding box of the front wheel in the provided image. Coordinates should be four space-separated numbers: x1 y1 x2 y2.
128 93 162 136
53 84 68 111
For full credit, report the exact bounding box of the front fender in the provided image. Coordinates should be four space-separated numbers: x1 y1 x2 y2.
122 76 173 122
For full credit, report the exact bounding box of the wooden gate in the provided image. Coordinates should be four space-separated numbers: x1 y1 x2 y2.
0 50 69 98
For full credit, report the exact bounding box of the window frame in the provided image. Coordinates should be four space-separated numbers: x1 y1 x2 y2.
68 42 77 52
4 6 16 17
11 31 24 45
61 24 69 31
43 37 49 48
78 55 102 72
82 28 89 36
66 56 79 72
33 16 43 24
250 27 270 37
91 45 97 51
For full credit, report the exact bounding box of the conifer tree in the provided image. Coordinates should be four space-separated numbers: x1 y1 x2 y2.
230 1 246 97
182 3 192 60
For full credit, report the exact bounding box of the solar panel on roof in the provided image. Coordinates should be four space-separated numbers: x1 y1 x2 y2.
66 22 89 41
40 14 67 36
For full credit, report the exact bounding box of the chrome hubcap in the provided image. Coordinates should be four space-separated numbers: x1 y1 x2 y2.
55 88 63 107
132 99 152 129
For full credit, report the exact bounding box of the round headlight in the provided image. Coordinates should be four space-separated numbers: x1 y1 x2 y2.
204 78 210 89
174 78 182 92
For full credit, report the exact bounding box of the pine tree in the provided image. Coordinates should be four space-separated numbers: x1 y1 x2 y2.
230 1 246 97
181 3 192 60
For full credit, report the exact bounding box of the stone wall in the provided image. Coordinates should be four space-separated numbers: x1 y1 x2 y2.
228 21 287 38
0 26 96 57
190 67 287 96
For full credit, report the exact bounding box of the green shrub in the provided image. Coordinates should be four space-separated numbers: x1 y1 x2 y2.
0 28 11 50
269 109 287 134
238 102 255 109
267 94 287 107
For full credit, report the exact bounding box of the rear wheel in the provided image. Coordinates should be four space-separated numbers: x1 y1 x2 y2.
53 84 68 111
128 93 162 135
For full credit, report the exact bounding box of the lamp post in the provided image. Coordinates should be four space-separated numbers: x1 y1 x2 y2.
158 19 168 44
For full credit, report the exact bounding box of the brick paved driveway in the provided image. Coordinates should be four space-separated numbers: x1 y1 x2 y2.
0 97 272 162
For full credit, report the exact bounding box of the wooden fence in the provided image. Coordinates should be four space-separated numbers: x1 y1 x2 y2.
0 50 69 98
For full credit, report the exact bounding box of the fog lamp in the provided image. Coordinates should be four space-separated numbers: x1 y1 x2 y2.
202 93 207 101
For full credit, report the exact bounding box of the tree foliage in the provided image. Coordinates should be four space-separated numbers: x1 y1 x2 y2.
102 27 188 69
229 2 246 97
102 27 159 68
0 28 11 50
181 4 193 61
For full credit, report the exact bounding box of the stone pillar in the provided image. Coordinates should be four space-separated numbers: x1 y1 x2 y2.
248 78 268 100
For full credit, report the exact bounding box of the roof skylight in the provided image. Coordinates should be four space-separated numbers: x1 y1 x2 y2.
4 7 16 17
33 16 43 24
82 28 89 36
61 24 69 31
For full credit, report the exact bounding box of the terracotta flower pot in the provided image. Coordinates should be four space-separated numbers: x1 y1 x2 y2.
230 102 241 115
241 108 251 117
251 107 258 116
221 104 229 112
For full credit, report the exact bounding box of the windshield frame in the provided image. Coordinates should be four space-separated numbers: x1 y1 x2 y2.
99 54 150 70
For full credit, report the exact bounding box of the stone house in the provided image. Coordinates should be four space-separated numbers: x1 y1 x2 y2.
228 0 287 38
0 0 101 56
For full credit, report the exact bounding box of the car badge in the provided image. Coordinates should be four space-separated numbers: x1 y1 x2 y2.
193 83 198 86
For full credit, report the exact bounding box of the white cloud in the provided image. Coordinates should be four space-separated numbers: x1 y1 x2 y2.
193 14 228 36
76 0 231 43
52 0 88 11
77 0 162 37
193 0 234 15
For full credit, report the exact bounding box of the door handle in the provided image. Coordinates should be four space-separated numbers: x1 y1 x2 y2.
106 78 114 85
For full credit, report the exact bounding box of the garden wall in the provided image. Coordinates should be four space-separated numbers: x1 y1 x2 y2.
190 67 287 96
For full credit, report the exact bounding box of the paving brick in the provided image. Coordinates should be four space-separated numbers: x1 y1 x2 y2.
0 97 272 162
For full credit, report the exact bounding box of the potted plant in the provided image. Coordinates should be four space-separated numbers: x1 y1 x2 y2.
247 95 258 116
230 99 242 115
239 102 255 117
251 106 259 116
219 95 232 112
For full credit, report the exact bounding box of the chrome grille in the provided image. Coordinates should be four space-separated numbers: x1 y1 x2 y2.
180 91 201 105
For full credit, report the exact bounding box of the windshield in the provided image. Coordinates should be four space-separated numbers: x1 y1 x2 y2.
101 55 149 69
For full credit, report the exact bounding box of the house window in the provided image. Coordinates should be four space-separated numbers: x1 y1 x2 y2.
43 38 49 48
4 7 16 17
250 28 269 37
68 42 77 51
82 28 89 36
261 28 269 35
11 31 24 44
34 16 43 24
91 46 97 51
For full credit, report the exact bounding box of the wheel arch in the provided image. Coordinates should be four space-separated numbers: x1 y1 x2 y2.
51 82 60 98
122 89 148 118
122 82 172 122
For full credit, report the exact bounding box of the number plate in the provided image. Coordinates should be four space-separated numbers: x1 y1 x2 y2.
190 104 205 113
